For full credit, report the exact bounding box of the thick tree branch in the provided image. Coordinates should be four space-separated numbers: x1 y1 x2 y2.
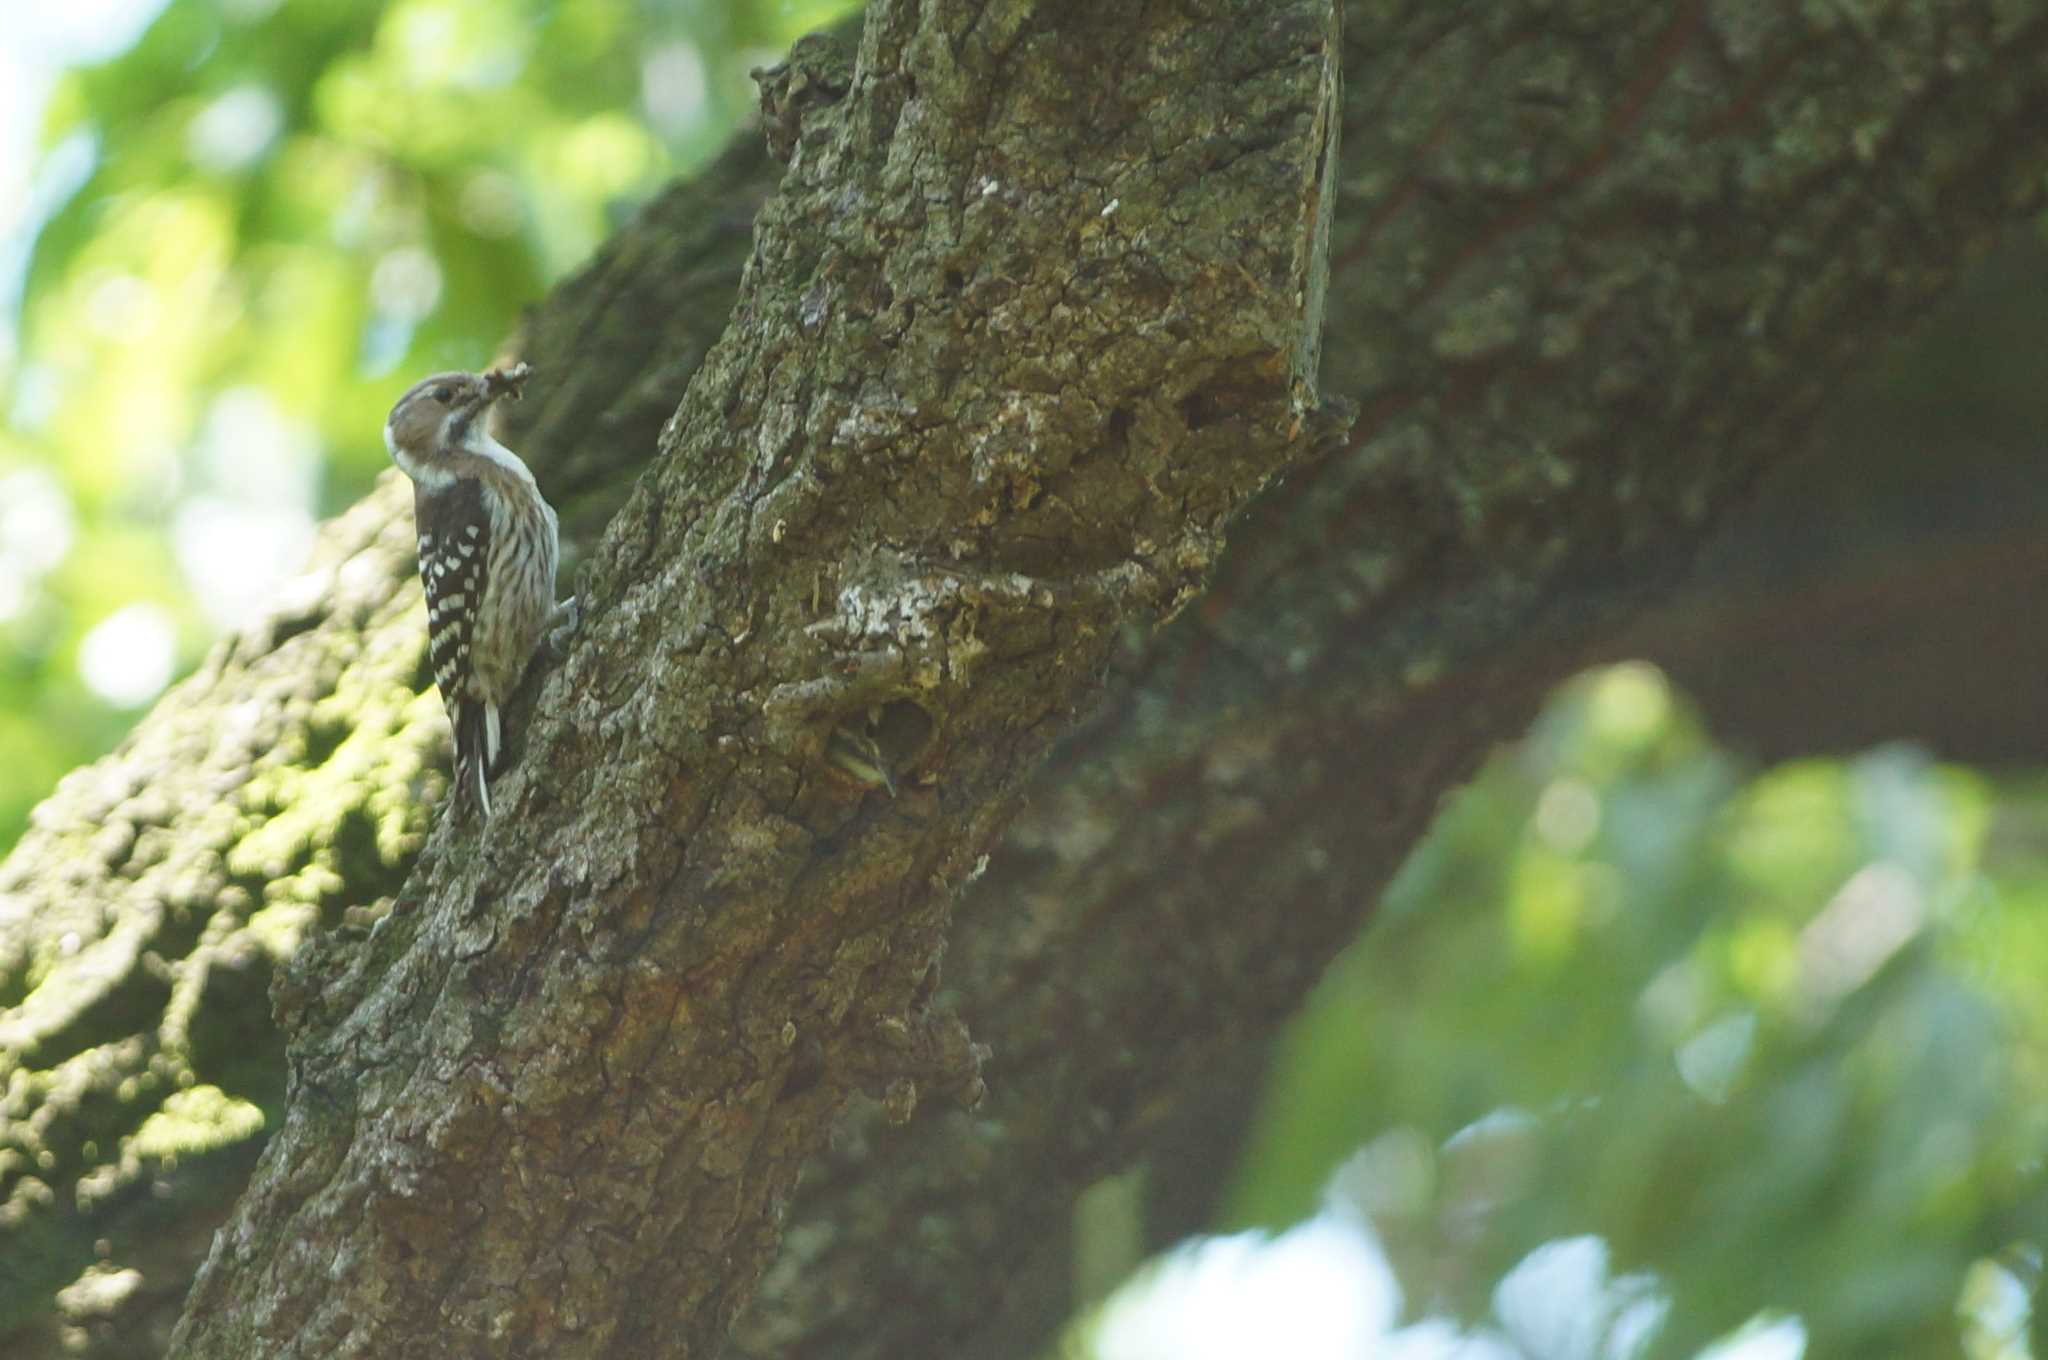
734 3 2048 1356
3 2 2044 1358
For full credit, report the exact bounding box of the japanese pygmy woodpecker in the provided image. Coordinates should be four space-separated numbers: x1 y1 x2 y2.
383 363 573 817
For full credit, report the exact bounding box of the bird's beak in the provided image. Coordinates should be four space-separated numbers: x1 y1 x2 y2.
449 365 530 448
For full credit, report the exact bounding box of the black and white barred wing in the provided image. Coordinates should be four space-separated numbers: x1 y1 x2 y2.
415 480 496 814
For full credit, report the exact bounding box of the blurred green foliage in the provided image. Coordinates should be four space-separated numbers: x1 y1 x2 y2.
0 0 856 851
1179 664 2048 1357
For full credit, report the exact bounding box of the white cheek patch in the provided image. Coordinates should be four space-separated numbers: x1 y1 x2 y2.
385 402 461 488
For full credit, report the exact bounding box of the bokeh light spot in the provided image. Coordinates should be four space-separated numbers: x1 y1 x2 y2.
78 602 177 707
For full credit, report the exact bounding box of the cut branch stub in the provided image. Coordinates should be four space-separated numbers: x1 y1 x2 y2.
168 3 1342 1357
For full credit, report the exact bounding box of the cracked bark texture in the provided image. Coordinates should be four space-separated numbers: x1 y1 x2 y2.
1 1 2044 1357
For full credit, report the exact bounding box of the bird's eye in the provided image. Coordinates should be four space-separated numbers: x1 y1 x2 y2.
431 385 455 404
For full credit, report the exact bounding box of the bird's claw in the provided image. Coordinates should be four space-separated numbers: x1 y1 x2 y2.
547 596 580 658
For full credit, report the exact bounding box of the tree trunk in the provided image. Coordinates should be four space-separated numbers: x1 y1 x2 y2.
170 0 1343 1354
1 2 2042 1358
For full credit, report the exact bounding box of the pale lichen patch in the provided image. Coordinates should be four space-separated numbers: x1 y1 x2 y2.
129 1085 265 1163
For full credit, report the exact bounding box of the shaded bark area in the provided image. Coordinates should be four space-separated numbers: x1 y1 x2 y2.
1615 233 2048 766
0 1 2043 1358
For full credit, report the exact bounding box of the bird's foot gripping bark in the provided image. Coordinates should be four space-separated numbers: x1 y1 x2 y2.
547 596 580 658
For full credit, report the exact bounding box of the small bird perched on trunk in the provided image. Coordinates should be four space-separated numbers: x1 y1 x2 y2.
383 363 574 817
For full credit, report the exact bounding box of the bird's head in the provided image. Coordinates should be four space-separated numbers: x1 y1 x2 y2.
384 363 532 483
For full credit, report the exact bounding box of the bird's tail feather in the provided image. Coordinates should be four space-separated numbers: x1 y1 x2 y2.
455 699 495 818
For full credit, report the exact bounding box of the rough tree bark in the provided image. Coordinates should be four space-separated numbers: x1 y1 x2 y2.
1 1 2043 1358
175 0 1345 1354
